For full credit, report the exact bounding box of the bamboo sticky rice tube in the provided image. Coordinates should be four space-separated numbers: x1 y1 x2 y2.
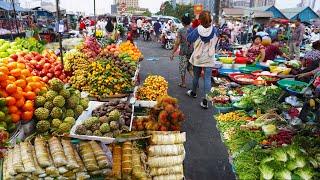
150 132 186 145
89 141 111 168
122 141 132 175
148 144 184 156
147 154 185 168
48 137 68 167
79 142 99 172
46 146 59 177
13 144 24 173
153 174 184 180
7 148 16 176
3 152 15 180
73 148 87 172
61 139 79 170
150 165 183 176
132 147 148 180
34 137 51 168
30 144 46 177
112 145 122 179
20 142 36 173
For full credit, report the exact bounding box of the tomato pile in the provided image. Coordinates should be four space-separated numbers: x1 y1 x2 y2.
10 50 68 83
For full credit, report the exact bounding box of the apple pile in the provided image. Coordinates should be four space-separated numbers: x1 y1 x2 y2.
77 36 101 59
10 51 68 83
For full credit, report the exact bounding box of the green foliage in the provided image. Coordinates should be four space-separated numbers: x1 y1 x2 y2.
156 1 194 20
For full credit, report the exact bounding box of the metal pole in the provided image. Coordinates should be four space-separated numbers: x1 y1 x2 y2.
94 0 96 37
55 0 64 66
11 0 20 34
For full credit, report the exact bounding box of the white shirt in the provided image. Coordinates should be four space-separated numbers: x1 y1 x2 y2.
137 19 142 28
310 32 320 43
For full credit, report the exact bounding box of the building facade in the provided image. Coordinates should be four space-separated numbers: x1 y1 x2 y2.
233 0 274 7
114 0 139 8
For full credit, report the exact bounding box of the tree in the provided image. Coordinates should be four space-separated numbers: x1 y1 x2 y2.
142 9 152 17
156 1 194 19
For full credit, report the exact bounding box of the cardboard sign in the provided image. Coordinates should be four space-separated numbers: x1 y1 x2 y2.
194 4 203 15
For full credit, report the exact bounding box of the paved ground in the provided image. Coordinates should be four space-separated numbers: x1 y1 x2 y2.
137 39 235 180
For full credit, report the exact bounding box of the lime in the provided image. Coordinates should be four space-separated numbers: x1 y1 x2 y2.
0 111 5 121
0 98 6 107
4 115 12 123
7 123 16 133
1 107 8 114
0 121 7 130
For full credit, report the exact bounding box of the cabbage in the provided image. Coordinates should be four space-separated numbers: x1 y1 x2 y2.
295 167 314 180
262 124 277 135
275 169 292 180
259 164 274 180
272 149 288 162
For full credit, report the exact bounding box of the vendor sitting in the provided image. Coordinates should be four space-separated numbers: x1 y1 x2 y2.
244 35 265 64
264 39 289 62
216 34 231 52
301 40 320 73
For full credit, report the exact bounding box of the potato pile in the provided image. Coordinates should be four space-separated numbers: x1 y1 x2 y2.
3 137 112 179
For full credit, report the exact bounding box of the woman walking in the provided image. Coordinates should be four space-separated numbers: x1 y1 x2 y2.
170 13 193 88
186 11 219 109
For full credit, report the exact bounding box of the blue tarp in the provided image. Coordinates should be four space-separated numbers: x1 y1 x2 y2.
0 1 28 12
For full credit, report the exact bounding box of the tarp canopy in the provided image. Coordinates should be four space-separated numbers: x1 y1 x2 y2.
0 1 28 12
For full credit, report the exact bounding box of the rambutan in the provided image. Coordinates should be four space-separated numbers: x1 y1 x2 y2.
158 110 168 121
159 125 168 131
171 110 180 120
170 125 181 131
164 104 175 113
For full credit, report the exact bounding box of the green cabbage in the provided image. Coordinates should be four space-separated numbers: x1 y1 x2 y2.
287 156 306 170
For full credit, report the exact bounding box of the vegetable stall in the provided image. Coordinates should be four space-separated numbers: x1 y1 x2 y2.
0 36 187 179
210 53 320 179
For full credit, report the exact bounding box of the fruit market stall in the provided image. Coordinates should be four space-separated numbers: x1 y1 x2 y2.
210 72 320 179
0 36 188 179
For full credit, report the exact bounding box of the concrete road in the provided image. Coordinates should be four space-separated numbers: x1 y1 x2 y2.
137 40 236 180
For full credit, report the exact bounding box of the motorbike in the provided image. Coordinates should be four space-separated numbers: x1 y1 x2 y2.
161 30 175 50
142 27 153 41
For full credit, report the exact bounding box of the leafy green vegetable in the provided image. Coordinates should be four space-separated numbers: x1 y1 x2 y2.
262 124 277 136
259 164 274 180
275 169 292 180
272 148 288 162
295 167 314 180
286 145 300 159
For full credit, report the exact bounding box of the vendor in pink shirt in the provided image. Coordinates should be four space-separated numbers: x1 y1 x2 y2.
263 39 289 62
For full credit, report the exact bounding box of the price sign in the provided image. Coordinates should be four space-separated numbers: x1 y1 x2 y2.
194 4 203 15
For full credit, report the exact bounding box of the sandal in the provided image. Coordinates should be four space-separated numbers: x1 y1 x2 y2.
178 84 187 88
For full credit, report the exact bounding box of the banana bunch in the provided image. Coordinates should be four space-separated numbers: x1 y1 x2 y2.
137 75 168 101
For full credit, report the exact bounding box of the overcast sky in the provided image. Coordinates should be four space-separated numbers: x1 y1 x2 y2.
54 0 320 15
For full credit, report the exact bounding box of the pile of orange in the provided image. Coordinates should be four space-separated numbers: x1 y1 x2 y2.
0 58 46 123
118 41 142 61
